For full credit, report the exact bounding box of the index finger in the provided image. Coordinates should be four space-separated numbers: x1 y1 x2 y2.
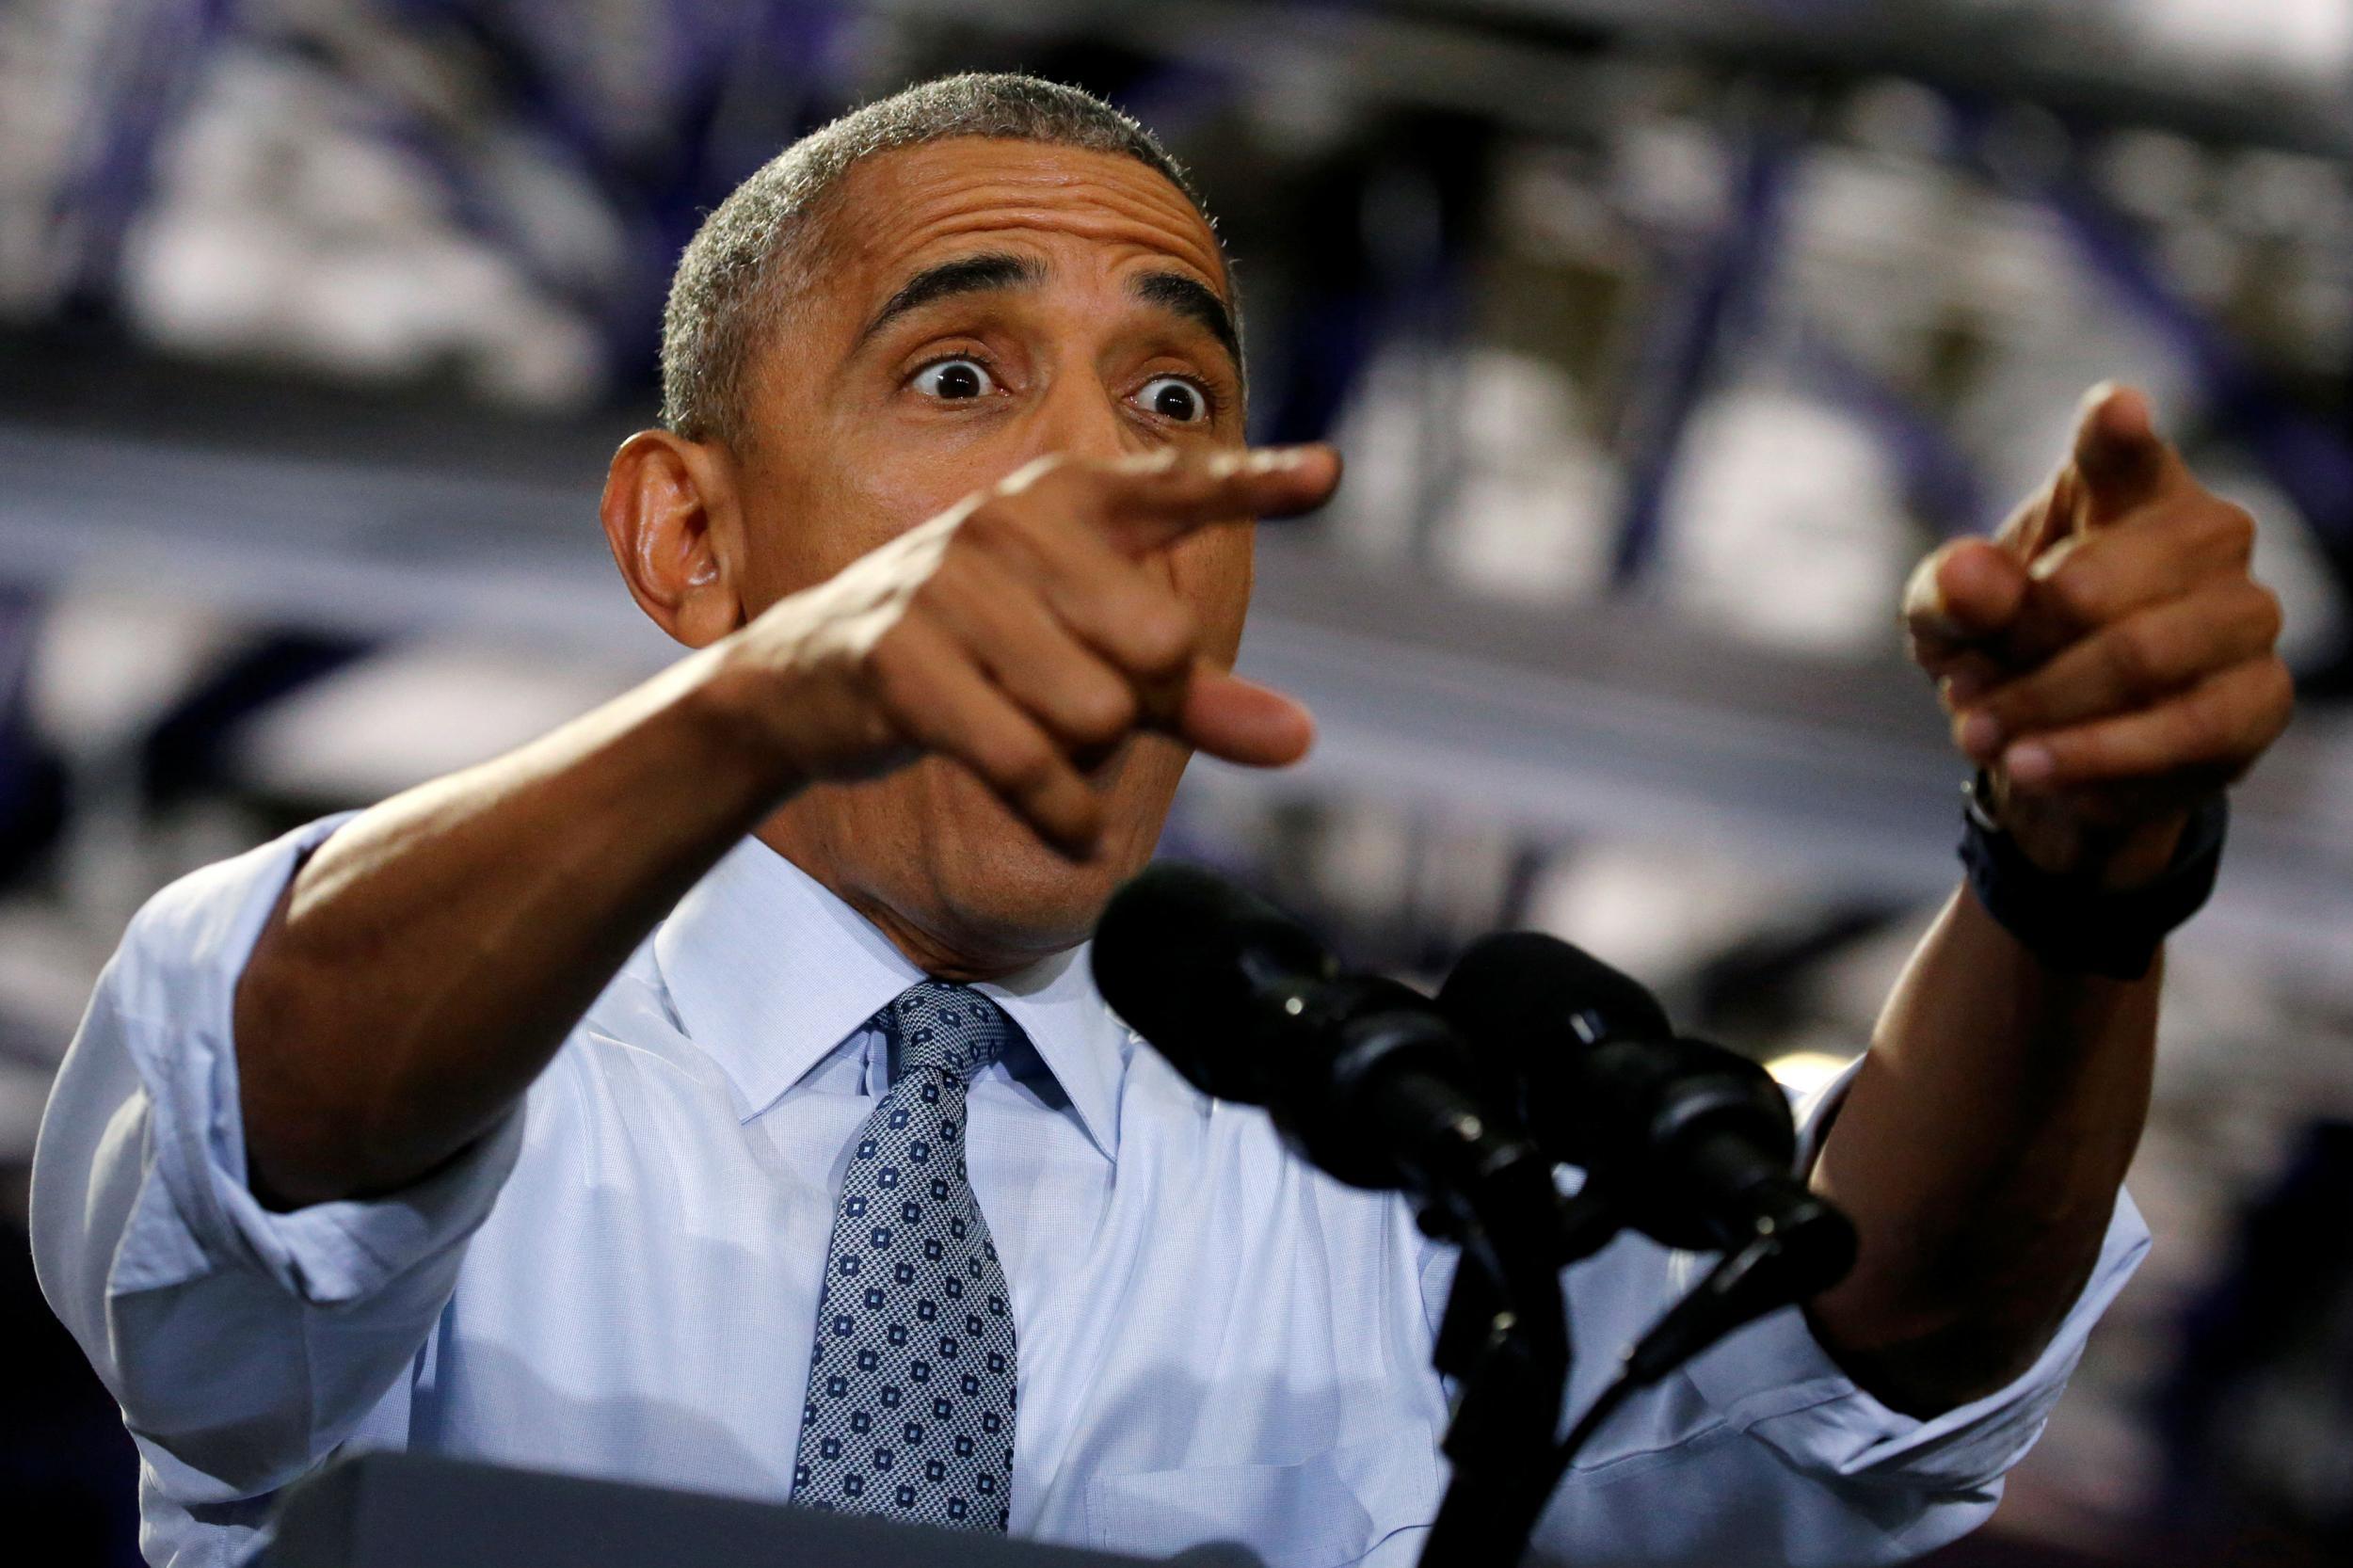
2071 383 2197 529
1011 444 1341 556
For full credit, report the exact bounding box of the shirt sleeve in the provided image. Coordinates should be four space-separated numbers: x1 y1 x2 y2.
1513 1063 2152 1566
28 814 526 1513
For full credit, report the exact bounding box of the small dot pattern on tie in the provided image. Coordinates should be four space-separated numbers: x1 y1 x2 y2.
792 981 1018 1531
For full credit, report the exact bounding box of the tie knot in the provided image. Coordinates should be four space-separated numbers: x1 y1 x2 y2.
889 981 1014 1082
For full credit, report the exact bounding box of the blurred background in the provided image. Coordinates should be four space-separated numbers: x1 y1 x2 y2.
4 2 2350 1564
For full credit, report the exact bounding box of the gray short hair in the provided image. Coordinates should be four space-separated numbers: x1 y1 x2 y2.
660 72 1223 448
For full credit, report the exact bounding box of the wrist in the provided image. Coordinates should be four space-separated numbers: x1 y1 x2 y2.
1960 774 2226 980
680 640 817 800
1987 777 2190 890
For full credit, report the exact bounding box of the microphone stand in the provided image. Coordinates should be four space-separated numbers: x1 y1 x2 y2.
1534 1193 1859 1512
1419 1191 1616 1567
1418 1187 1857 1567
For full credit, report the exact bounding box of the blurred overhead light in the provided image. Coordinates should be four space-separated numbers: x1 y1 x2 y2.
1765 1049 1854 1096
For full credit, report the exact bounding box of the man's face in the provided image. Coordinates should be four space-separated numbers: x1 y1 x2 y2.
728 137 1253 974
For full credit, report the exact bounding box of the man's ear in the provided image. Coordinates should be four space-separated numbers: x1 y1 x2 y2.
600 429 745 648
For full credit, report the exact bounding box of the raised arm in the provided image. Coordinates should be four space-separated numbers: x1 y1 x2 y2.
234 439 1336 1208
1804 387 2292 1414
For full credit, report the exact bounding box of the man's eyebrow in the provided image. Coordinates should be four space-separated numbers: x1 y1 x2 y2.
1129 270 1241 369
857 251 1044 346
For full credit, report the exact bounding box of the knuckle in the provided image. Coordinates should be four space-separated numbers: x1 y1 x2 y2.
1047 792 1105 846
2174 692 2233 758
990 735 1061 794
1068 677 1138 743
956 498 1020 552
1127 602 1198 674
904 565 955 616
2210 501 2258 560
905 563 978 627
2108 620 2172 690
2257 655 2297 716
855 627 918 700
2046 563 2107 625
2247 582 2285 644
1978 681 2034 730
2037 733 2089 779
1995 682 2052 729
854 621 905 678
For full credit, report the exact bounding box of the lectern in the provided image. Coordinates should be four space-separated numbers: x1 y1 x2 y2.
264 1450 1265 1568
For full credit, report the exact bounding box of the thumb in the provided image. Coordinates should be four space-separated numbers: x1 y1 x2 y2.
1178 666 1316 767
2071 383 2193 527
1904 538 2028 654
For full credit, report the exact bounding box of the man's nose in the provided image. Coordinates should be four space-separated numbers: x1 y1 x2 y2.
1022 366 1134 466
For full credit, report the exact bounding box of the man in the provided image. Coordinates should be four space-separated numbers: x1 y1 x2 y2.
32 74 2291 1568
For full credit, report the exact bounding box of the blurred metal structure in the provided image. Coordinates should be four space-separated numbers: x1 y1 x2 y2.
3 371 2347 983
1 8 2350 1560
4 0 2348 924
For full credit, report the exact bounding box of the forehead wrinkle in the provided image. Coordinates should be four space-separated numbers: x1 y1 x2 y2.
881 142 1213 229
847 152 1229 301
882 200 1224 296
896 173 1211 247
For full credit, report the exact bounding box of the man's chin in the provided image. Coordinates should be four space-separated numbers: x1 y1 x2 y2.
764 750 1181 979
924 807 1131 956
910 762 1174 969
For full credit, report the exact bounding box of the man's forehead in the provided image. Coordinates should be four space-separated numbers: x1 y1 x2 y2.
825 138 1230 301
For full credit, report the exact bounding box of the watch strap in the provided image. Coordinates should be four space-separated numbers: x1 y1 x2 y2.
1957 774 2228 981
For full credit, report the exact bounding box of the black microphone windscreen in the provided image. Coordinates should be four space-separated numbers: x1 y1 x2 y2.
1090 862 1333 1103
1436 931 1673 1050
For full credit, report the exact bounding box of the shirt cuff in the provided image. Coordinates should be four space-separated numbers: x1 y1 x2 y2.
109 812 525 1308
1677 1059 2152 1499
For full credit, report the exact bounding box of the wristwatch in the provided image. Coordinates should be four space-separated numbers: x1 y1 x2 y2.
1957 772 2229 981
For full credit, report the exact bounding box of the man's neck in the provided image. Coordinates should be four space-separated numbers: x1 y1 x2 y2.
838 889 1042 984
753 830 1064 984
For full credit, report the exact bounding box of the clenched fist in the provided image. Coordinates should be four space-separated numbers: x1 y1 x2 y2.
715 444 1340 857
1903 385 2293 884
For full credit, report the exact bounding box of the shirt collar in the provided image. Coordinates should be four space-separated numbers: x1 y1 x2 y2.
651 837 1128 1159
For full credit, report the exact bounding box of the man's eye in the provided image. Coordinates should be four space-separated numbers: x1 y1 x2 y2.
1137 376 1209 424
911 358 998 401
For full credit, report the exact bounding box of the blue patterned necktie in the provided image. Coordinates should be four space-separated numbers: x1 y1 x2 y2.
792 981 1019 1531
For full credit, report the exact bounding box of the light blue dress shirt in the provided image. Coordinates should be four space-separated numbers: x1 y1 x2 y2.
32 815 2148 1568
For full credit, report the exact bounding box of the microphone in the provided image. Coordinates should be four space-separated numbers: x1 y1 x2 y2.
1436 932 1855 1292
1090 862 1538 1213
